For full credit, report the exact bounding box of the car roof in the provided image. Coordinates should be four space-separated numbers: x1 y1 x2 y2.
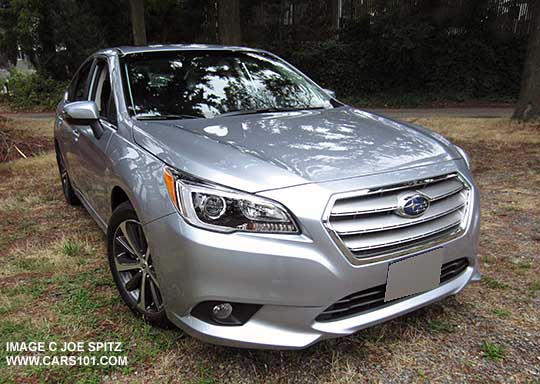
95 44 264 57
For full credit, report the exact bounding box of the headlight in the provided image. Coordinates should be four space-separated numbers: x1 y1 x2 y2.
455 145 471 169
163 167 299 234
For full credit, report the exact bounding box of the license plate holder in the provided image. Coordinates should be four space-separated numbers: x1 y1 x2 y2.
384 248 443 302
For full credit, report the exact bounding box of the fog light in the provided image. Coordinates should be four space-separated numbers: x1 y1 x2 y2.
191 301 261 326
212 303 233 320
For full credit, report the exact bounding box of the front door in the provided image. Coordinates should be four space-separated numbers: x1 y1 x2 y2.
74 57 117 221
59 59 94 190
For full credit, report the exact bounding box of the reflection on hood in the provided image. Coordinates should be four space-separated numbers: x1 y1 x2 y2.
133 106 456 191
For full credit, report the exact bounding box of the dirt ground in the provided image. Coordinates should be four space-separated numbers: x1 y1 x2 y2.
0 116 54 162
0 115 538 383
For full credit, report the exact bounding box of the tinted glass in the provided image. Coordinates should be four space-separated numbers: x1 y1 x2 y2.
122 51 333 118
70 61 93 101
91 62 116 123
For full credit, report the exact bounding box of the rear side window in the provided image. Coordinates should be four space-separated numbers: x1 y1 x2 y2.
69 61 93 101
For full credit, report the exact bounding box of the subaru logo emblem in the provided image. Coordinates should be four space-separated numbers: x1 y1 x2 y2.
396 192 430 218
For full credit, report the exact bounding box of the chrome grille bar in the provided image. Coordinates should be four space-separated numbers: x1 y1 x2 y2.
331 175 463 217
325 173 471 264
331 193 465 235
344 212 463 251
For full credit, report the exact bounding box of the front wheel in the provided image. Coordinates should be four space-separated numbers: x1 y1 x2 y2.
107 201 172 328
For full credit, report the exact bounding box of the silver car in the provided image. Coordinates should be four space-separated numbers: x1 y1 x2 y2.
54 45 480 349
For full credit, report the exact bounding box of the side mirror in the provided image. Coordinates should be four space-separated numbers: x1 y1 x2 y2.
63 101 104 138
323 88 336 99
64 101 99 121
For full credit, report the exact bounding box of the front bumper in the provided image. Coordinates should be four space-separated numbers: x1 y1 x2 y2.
143 161 480 349
174 265 476 349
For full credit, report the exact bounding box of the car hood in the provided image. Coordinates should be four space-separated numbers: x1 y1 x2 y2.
132 106 458 193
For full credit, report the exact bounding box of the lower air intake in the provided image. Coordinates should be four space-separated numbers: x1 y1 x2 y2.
316 258 469 322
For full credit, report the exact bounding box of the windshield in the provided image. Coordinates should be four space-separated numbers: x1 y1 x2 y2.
121 51 334 119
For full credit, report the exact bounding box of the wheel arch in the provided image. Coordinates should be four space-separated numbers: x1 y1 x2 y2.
111 186 131 213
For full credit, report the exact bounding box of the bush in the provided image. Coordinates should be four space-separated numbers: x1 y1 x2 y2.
265 16 528 106
5 69 66 110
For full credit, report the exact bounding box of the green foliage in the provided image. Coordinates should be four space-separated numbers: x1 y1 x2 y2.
481 341 506 361
426 319 456 334
145 0 208 43
61 239 83 257
0 0 210 109
0 0 205 81
0 0 131 80
268 18 527 105
5 69 66 109
0 71 9 103
0 0 530 108
483 276 509 289
493 309 511 318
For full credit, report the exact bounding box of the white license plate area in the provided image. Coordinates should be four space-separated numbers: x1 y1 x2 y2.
384 248 443 302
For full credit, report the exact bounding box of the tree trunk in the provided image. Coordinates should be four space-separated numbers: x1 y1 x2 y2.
217 0 241 45
330 0 340 31
513 2 540 122
129 0 147 46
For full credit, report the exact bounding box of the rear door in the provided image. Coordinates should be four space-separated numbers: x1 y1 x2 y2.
74 57 118 221
58 59 94 189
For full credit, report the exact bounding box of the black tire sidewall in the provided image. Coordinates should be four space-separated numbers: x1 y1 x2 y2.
107 201 172 328
55 145 80 206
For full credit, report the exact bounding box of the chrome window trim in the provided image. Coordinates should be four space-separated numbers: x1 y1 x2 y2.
322 172 473 266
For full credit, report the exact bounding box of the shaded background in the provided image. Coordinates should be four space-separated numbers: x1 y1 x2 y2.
0 0 536 108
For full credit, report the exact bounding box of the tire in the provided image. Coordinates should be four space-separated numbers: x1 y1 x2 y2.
107 201 172 328
55 143 80 206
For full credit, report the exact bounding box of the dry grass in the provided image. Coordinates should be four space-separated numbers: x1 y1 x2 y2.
409 117 540 144
0 116 539 383
3 117 55 139
0 116 54 162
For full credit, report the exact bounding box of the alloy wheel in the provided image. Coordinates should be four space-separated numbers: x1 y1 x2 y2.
113 219 163 313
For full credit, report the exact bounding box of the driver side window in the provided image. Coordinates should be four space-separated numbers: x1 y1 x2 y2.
68 60 93 102
90 60 117 124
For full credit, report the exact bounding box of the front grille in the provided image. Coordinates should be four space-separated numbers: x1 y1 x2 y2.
326 173 470 263
316 258 469 322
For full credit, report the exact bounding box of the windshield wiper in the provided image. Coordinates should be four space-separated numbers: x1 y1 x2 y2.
135 114 201 120
220 106 326 117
